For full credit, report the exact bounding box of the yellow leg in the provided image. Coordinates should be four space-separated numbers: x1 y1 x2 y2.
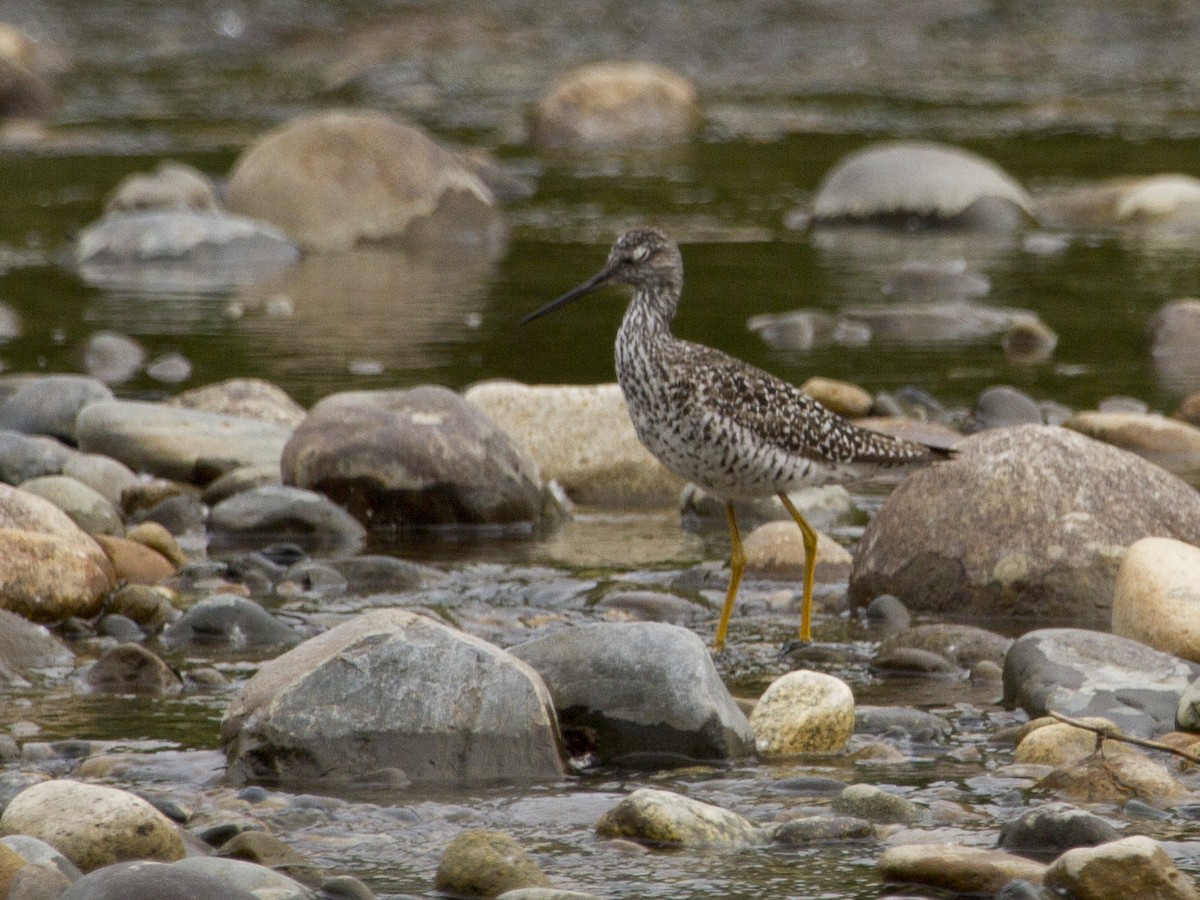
778 491 817 642
714 501 745 652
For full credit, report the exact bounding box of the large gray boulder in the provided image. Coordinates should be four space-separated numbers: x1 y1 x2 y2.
221 610 565 787
850 425 1200 628
510 622 755 766
0 375 112 443
281 386 548 528
1003 628 1200 738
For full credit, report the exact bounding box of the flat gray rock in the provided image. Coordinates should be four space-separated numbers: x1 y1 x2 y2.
1003 628 1200 737
208 484 366 557
0 375 112 442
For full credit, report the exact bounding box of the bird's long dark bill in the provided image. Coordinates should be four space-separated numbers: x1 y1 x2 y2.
520 267 614 325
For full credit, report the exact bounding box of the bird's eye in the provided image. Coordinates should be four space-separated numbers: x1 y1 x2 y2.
630 244 650 262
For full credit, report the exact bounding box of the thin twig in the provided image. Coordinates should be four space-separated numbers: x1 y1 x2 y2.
1048 710 1200 765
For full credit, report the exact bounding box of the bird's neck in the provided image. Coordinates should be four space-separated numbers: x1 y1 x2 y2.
619 285 678 345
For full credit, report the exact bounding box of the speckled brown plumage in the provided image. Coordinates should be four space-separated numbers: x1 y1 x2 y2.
524 227 949 649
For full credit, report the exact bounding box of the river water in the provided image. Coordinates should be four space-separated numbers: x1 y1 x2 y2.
4 1 1200 897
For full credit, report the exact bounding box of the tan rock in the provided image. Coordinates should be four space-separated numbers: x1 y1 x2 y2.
1014 719 1130 768
226 110 503 251
169 377 307 428
1113 537 1200 662
464 380 684 508
532 62 699 147
1045 835 1200 900
749 670 854 755
435 830 551 898
124 521 188 568
1177 390 1200 427
878 844 1046 894
1064 411 1200 484
800 376 873 418
595 788 763 848
0 779 185 872
0 485 114 621
743 520 853 582
1040 751 1192 805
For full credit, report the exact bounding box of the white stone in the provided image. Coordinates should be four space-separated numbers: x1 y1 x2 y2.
1113 537 1200 662
749 670 854 755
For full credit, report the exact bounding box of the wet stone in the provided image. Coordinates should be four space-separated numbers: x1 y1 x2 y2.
749 670 855 755
1044 835 1200 900
83 643 182 695
159 594 299 650
510 621 754 766
434 829 551 898
57 860 261 900
973 384 1044 430
20 475 123 535
0 430 71 484
998 803 1121 860
1113 537 1200 664
105 161 218 214
770 815 875 845
207 485 367 557
876 623 1012 669
591 589 709 625
853 706 953 742
870 646 963 676
82 332 145 385
832 784 920 824
595 788 764 848
877 844 1047 895
170 378 308 429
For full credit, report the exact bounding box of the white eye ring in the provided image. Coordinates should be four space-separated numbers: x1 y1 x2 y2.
630 244 649 262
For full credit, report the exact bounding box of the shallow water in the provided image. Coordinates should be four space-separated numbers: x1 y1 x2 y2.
5 1 1200 897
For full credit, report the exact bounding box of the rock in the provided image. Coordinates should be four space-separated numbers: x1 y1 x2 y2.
214 831 323 886
0 375 113 442
497 891 597 900
81 331 145 385
62 453 139 508
282 387 547 528
226 110 505 252
863 594 912 633
1113 537 1200 662
76 400 292 484
998 803 1121 860
463 380 683 507
107 585 177 629
0 484 114 621
0 608 74 673
1044 836 1200 900
974 385 1044 430
169 378 308 428
849 425 1200 628
1044 176 1200 229
208 485 367 557
799 376 873 418
124 521 188 567
875 623 1012 670
877 844 1047 895
202 465 282 505
881 259 990 303
854 706 952 742
160 594 298 650
1150 298 1200 393
0 23 56 119
9 860 75 900
510 622 753 765
531 62 699 147
104 161 219 214
144 353 192 384
1014 719 1130 767
56 860 260 900
811 140 1034 230
127 491 206 536
82 643 182 695
172 856 316 899
770 815 875 845
434 830 551 898
0 780 185 872
1040 750 1192 805
749 670 854 755
76 211 301 292
831 784 920 824
595 788 763 848
20 475 123 535
221 609 564 787
1002 316 1059 364
92 535 177 584
747 309 840 351
1064 411 1200 484
592 589 708 625
1004 628 1200 737
742 520 853 582
870 646 962 676
840 301 1033 344
1178 391 1200 427
0 841 26 896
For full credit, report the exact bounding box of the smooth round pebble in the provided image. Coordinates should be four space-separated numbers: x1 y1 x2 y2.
749 670 855 755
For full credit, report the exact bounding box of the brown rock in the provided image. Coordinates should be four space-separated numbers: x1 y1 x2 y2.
800 376 873 418
878 844 1046 894
170 378 307 428
532 62 699 147
93 535 176 585
1064 411 1200 484
1112 537 1200 662
1044 835 1200 900
1040 751 1192 805
743 520 852 582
